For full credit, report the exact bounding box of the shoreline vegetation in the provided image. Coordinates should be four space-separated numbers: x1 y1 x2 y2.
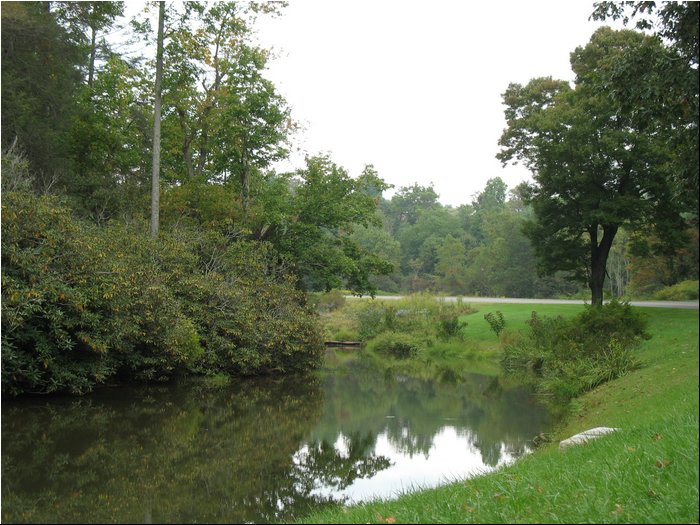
299 296 699 524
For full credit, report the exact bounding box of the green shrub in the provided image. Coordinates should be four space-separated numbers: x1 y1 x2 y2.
367 332 422 359
501 300 647 402
652 280 699 300
354 302 388 340
484 311 505 336
310 289 347 312
1 192 324 395
437 314 467 340
352 295 474 343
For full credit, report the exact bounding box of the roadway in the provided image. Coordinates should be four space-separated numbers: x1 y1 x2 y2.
346 295 699 310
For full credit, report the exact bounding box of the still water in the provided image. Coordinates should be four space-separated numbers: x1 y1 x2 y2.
1 351 553 523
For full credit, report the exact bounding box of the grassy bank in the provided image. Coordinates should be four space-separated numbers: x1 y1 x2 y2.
299 303 698 524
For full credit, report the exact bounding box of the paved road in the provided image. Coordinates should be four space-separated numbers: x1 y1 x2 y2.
347 295 699 310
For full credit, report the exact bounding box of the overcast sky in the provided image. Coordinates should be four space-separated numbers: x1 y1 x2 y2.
253 0 619 206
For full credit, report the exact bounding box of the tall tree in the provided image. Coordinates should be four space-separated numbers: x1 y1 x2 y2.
151 0 165 239
591 1 699 216
155 1 290 213
53 1 124 88
498 28 690 305
1 2 84 186
381 183 440 236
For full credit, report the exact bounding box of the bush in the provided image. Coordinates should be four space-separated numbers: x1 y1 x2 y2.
652 280 699 300
354 302 389 340
437 314 467 340
484 311 505 336
367 332 422 359
310 289 347 313
501 300 647 402
1 192 324 395
352 295 474 342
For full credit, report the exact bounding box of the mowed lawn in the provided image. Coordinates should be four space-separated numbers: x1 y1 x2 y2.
297 304 699 524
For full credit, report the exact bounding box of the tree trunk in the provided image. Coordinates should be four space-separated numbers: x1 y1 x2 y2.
150 1 165 239
240 146 250 214
88 25 97 88
588 224 618 306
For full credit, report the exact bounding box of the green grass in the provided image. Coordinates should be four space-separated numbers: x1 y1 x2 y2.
461 303 584 342
298 305 699 524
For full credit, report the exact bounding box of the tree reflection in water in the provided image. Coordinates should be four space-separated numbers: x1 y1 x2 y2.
2 355 552 523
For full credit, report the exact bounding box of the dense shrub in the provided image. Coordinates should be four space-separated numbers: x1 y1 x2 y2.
352 295 474 342
1 192 324 395
652 280 699 300
367 332 422 359
502 300 648 401
437 314 467 340
309 289 347 313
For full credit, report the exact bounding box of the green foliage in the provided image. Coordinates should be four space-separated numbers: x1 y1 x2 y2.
484 311 506 336
1 191 324 395
437 314 468 341
366 332 422 359
66 55 152 221
652 280 699 300
498 28 694 305
309 290 347 313
591 2 699 215
268 158 393 295
1 2 84 181
354 302 389 341
350 295 474 345
502 300 648 401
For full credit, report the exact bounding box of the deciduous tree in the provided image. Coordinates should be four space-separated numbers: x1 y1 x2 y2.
498 28 691 305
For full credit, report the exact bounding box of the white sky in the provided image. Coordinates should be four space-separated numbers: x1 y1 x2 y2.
253 0 618 206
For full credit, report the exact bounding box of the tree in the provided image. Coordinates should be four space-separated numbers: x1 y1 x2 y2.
591 1 699 216
267 157 392 295
382 183 440 236
473 177 508 211
67 54 152 221
151 1 165 239
1 2 84 186
152 1 290 213
498 28 690 305
435 234 469 294
53 1 124 88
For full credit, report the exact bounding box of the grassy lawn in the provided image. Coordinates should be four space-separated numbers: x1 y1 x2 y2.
298 303 698 524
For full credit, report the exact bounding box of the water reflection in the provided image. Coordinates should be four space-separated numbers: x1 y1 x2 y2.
2 353 552 523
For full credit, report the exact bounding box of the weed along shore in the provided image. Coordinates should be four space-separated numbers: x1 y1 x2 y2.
300 298 699 524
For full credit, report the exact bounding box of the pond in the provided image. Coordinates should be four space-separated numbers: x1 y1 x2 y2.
1 350 553 523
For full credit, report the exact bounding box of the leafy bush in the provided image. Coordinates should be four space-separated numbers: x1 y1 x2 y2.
354 301 388 340
652 280 699 300
484 311 505 336
310 289 347 313
352 294 474 342
437 314 467 340
1 192 324 395
367 332 422 359
502 300 647 402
